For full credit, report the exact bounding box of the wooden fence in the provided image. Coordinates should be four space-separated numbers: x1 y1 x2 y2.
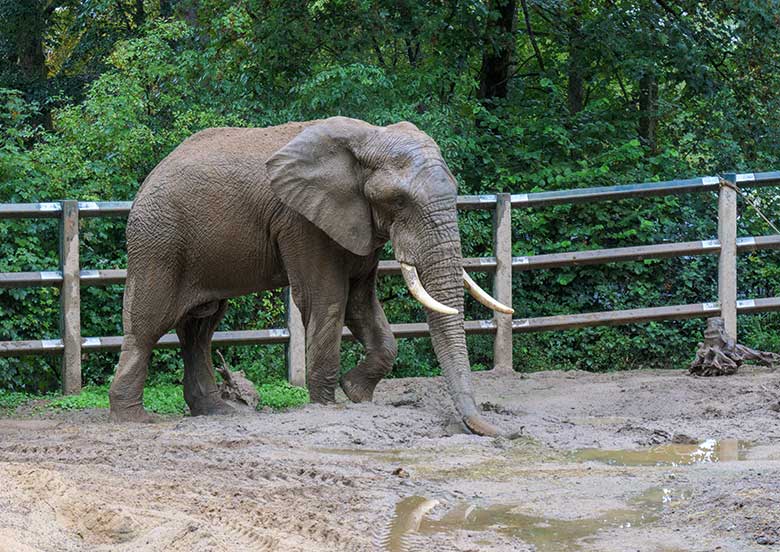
1 172 779 393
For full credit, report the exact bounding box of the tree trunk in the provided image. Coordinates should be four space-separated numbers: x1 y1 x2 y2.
638 71 658 151
134 0 146 29
690 317 779 376
567 3 585 115
16 32 46 82
160 0 173 17
478 0 518 102
15 0 47 82
183 0 198 26
14 2 50 128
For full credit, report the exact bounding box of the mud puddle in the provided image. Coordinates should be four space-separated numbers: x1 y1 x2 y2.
386 487 687 552
573 438 751 466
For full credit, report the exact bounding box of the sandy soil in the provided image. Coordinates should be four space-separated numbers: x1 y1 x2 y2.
1 367 780 551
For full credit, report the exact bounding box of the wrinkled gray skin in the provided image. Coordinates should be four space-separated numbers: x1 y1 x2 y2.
108 116 499 436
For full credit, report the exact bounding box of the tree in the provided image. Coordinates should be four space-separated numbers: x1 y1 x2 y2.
478 0 518 102
638 70 658 151
566 2 585 115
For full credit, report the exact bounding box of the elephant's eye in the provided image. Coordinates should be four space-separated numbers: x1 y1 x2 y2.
391 195 407 210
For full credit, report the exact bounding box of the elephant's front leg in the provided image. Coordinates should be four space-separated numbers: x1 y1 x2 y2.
289 275 349 404
341 268 398 402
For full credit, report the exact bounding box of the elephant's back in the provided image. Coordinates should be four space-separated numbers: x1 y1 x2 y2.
136 121 317 197
130 121 319 227
126 122 318 290
166 121 317 167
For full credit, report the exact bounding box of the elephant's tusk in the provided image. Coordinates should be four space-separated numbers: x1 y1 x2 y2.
399 263 458 315
462 270 514 314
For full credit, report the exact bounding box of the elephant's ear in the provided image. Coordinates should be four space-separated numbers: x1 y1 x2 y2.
266 117 378 256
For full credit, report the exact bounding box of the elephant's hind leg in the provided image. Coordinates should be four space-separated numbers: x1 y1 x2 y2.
110 281 176 423
176 300 235 416
109 334 159 423
341 269 397 403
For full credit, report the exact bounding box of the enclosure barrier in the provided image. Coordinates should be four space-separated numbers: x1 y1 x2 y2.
1 172 779 392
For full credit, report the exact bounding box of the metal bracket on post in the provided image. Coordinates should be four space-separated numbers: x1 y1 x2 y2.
718 175 738 341
492 193 514 372
59 200 81 394
285 287 306 387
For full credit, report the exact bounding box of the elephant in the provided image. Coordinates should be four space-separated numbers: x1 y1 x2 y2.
107 116 513 436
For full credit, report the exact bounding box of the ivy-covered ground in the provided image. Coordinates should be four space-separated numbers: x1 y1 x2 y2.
0 379 309 415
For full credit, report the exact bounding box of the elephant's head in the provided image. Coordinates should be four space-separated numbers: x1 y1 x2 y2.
266 117 512 436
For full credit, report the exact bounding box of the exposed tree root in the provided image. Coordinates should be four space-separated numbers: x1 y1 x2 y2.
690 317 780 377
215 350 260 409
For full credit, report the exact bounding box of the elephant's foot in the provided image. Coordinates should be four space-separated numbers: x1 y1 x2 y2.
339 371 379 403
186 394 236 417
109 402 158 423
308 385 337 404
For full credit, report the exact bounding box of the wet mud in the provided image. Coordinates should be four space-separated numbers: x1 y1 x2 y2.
1 366 779 551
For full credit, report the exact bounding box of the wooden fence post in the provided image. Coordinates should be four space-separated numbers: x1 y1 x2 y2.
285 287 306 387
492 193 513 372
719 174 738 340
59 200 81 394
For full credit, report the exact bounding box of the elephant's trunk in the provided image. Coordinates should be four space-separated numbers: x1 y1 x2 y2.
419 256 499 436
394 216 500 437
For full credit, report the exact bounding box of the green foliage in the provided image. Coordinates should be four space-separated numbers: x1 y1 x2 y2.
47 384 186 414
257 381 310 410
140 384 187 414
47 385 111 410
0 389 33 411
740 313 780 356
0 379 309 415
1 1 779 392
0 383 186 414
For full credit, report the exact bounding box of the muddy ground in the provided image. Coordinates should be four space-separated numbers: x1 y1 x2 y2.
1 367 780 551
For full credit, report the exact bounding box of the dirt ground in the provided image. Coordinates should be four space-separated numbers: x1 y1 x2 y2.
1 367 780 552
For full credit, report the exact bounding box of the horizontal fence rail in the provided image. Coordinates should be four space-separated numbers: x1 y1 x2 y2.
1 172 779 391
457 171 780 209
2 297 778 359
4 234 780 288
3 172 780 220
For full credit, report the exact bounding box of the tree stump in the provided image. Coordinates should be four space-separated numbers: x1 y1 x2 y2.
690 317 780 377
215 351 260 409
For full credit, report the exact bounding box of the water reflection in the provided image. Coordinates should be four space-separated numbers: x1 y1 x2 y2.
386 486 684 551
573 438 750 466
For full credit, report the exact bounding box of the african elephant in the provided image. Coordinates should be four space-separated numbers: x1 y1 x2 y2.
108 117 512 436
